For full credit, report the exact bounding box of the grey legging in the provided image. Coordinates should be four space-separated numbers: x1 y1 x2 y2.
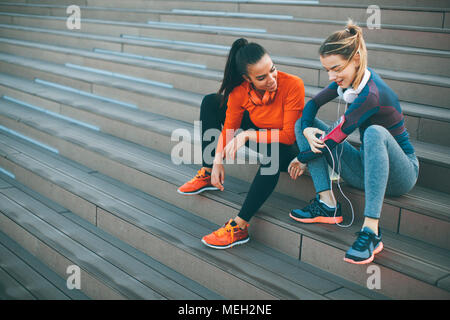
295 118 419 219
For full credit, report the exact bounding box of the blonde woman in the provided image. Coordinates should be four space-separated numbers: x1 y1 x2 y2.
178 38 305 249
289 21 419 264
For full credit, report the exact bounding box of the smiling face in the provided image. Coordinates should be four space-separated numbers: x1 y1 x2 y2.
244 53 278 93
320 53 359 89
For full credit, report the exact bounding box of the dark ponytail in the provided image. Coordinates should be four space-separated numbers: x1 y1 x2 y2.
218 38 267 107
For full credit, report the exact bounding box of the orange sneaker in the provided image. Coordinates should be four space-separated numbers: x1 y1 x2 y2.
177 168 219 195
202 219 250 249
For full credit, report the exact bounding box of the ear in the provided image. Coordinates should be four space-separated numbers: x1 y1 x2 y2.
352 51 360 65
243 75 251 83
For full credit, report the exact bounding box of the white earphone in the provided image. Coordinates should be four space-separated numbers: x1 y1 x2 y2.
337 69 371 103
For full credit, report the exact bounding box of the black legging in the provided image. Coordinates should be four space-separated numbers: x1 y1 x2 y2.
199 93 299 222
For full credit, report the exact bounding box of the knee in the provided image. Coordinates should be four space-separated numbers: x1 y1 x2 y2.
364 125 389 144
295 118 313 152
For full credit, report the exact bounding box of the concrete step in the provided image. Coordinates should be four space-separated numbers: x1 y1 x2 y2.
153 10 450 50
201 2 450 28
2 16 450 79
0 229 89 299
0 36 221 94
0 133 387 300
4 0 449 12
1 1 448 31
0 20 448 109
0 81 449 246
1 33 450 109
0 172 223 300
0 41 449 148
0 99 448 299
6 0 450 28
0 9 445 69
0 51 202 123
322 0 450 9
1 10 450 58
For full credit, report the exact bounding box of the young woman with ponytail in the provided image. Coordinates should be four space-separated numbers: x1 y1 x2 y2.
289 21 419 264
177 38 305 249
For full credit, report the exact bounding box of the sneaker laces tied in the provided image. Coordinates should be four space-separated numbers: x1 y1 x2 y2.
213 222 234 243
304 198 322 217
301 199 314 213
353 231 372 250
187 168 208 184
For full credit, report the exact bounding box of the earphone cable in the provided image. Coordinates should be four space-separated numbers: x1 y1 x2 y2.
325 97 354 228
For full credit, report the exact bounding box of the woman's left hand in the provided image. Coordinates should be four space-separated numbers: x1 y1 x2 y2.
224 131 248 161
288 157 306 180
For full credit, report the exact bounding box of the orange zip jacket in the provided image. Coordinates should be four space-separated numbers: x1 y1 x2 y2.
216 71 305 154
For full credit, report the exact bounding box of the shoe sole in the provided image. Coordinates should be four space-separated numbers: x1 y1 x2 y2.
201 237 250 249
343 242 384 265
289 212 343 224
177 186 220 195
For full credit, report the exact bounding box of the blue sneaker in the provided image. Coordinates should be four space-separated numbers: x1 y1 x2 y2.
344 227 383 265
290 195 343 224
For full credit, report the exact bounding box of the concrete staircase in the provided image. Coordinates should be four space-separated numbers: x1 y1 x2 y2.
0 0 449 300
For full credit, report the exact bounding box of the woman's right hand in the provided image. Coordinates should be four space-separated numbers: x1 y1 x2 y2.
303 127 326 153
211 162 225 191
288 157 306 180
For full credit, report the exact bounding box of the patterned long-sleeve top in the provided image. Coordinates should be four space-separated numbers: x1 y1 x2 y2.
297 68 415 162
